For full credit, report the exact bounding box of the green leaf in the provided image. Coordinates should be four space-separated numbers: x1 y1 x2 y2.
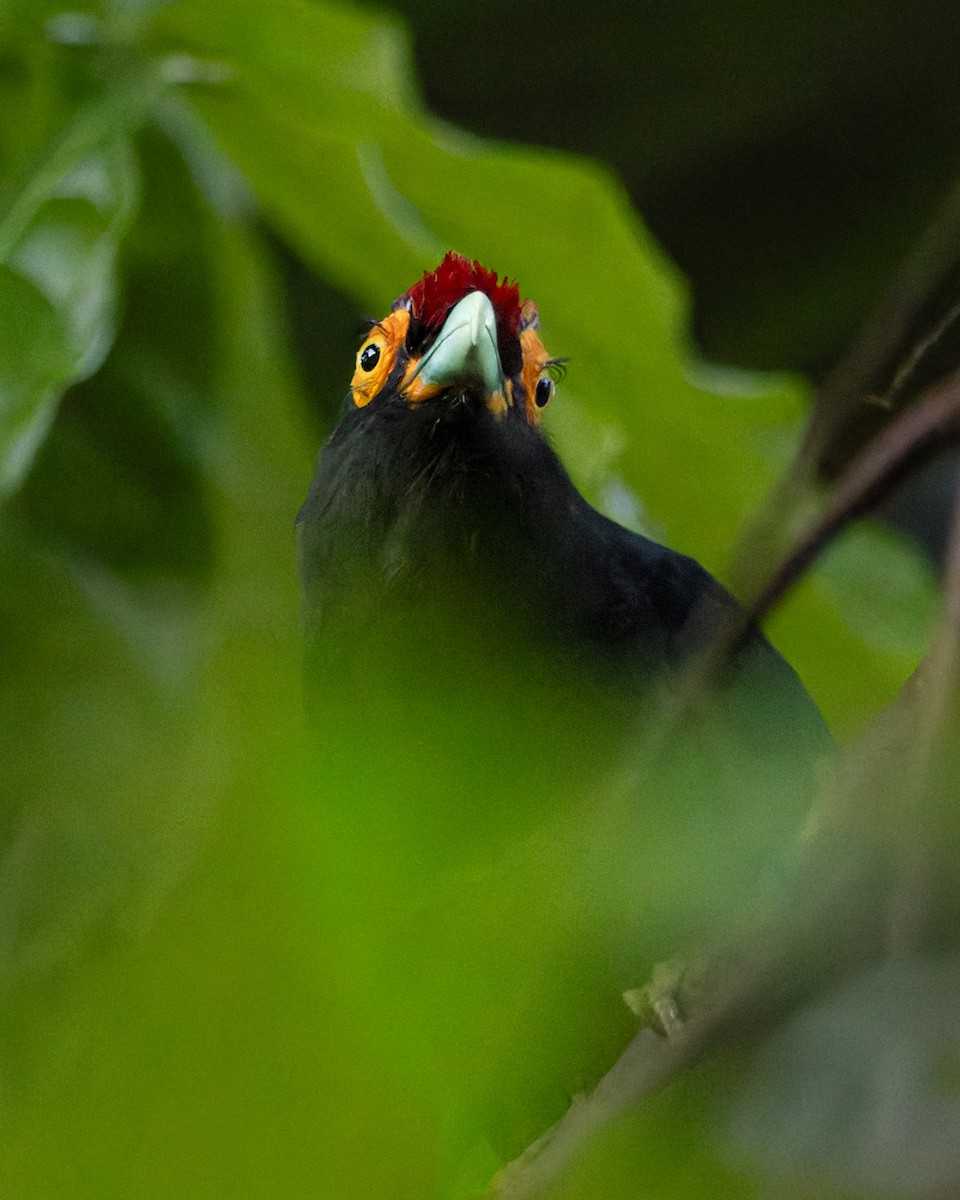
766 522 939 732
549 1061 756 1200
0 212 328 1198
0 92 142 493
0 266 72 488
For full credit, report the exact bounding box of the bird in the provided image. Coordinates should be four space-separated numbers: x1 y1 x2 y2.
296 252 830 1178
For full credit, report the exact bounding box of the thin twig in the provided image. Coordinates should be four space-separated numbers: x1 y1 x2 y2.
944 468 960 631
750 364 960 625
803 178 960 476
485 841 888 1199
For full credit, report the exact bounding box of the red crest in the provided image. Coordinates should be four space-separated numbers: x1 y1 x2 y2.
397 252 522 341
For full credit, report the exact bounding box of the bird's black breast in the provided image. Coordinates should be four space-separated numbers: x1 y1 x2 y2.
299 397 740 678
296 392 830 1160
298 395 829 790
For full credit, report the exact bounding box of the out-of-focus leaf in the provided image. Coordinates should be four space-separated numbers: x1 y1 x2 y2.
768 521 939 730
0 265 70 494
0 509 208 996
151 0 935 730
729 956 960 1198
0 94 142 493
16 126 221 585
0 207 325 1196
545 1060 754 1200
816 523 939 658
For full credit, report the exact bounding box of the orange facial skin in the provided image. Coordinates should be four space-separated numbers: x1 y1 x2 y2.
519 326 553 425
351 309 411 408
350 292 558 426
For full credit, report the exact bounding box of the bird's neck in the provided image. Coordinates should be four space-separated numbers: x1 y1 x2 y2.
298 401 580 656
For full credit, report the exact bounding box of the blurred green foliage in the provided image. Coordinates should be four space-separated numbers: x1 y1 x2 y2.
0 0 953 1197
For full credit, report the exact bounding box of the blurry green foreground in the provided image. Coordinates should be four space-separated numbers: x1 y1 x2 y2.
0 1 952 1197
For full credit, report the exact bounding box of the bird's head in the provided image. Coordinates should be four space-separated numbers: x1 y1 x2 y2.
298 251 577 650
349 252 564 425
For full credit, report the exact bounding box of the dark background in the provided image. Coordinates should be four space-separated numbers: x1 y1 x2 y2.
389 0 960 375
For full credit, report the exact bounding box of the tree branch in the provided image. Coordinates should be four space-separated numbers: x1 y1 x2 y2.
749 364 960 625
485 835 890 1199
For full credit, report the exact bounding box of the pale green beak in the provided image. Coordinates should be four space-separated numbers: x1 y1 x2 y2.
411 291 504 397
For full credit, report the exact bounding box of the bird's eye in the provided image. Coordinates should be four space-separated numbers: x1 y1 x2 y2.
534 377 554 408
359 342 381 372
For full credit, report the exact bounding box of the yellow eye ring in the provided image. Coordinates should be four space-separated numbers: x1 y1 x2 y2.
351 309 411 408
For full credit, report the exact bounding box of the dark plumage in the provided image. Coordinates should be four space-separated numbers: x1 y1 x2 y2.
296 254 829 1167
302 379 738 661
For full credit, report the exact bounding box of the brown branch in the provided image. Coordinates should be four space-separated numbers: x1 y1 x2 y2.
749 363 960 625
484 1029 698 1199
485 838 890 1199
